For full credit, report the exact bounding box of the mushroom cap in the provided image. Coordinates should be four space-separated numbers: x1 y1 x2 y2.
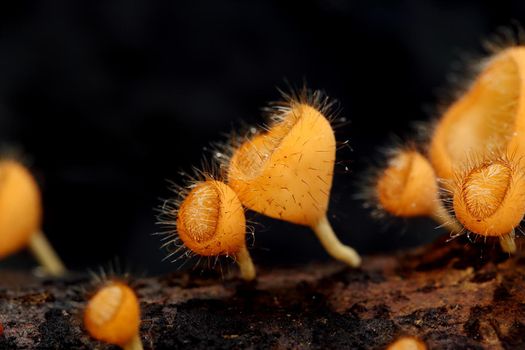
430 47 525 181
376 150 439 218
0 160 41 258
177 180 246 256
84 282 141 347
228 103 335 226
453 157 525 236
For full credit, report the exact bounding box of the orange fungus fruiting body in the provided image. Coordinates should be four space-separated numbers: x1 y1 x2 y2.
0 160 42 258
177 180 246 256
387 337 427 350
508 47 525 156
430 47 525 180
84 282 140 347
228 103 335 226
376 150 438 218
453 158 525 236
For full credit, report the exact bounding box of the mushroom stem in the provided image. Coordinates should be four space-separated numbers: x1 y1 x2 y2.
431 203 463 234
499 230 517 254
311 215 361 267
235 245 256 281
123 334 144 350
28 230 66 277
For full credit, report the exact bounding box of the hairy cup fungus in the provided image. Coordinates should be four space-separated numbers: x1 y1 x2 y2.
84 281 143 350
374 149 461 233
0 159 66 276
453 154 525 253
430 46 525 181
386 337 427 350
227 90 361 267
159 178 256 281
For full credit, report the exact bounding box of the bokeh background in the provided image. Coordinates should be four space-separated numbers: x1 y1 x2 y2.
1 0 525 274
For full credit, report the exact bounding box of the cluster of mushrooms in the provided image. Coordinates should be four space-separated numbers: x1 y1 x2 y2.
2 44 525 349
0 160 143 349
373 45 525 255
157 89 362 282
168 45 525 282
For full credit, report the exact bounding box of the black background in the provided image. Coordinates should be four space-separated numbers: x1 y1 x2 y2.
1 0 524 275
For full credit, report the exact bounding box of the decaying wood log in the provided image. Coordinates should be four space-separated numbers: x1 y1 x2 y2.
1 237 525 349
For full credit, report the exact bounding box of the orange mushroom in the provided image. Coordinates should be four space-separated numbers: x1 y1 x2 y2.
0 159 66 276
386 337 427 350
374 148 461 233
227 91 361 267
452 154 525 253
159 179 255 281
84 281 143 350
430 46 525 181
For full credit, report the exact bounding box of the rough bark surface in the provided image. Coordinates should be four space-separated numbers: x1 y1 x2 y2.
1 237 525 349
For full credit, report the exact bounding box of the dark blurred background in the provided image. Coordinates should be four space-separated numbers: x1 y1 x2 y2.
1 0 524 275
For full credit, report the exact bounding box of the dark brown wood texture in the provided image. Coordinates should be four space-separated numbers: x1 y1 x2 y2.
1 238 524 349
